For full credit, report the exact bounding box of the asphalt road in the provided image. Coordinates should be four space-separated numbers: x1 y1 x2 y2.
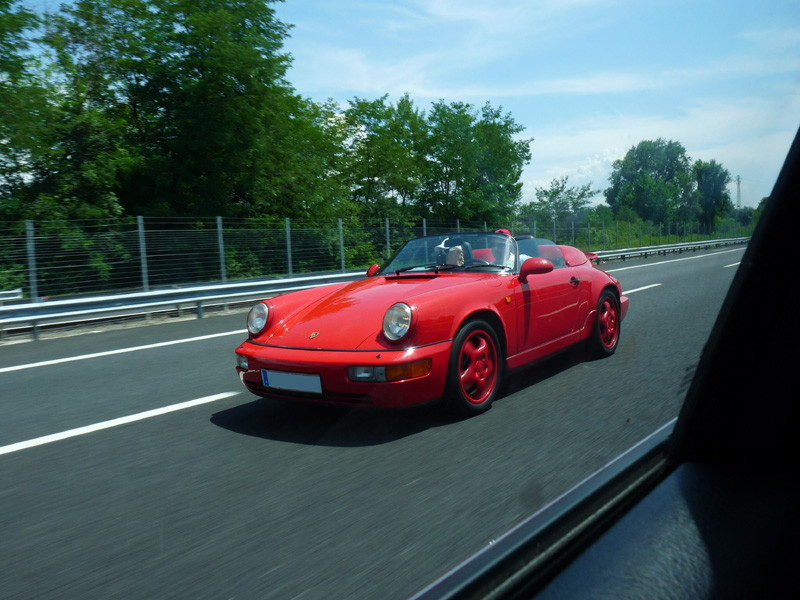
0 246 746 600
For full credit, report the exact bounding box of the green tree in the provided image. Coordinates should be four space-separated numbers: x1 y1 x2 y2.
0 0 47 214
587 204 614 225
383 93 429 211
421 100 479 220
343 95 397 219
733 206 755 226
520 176 596 225
693 159 732 227
605 139 697 223
420 100 530 224
472 102 532 225
42 0 295 219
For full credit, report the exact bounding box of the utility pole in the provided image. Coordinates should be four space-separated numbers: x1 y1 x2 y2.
735 175 741 209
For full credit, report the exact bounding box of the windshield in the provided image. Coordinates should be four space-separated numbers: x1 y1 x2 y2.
382 232 518 273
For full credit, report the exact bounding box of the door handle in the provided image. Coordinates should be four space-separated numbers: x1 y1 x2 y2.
570 277 580 288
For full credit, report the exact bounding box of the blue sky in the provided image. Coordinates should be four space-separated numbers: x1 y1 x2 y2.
275 0 800 208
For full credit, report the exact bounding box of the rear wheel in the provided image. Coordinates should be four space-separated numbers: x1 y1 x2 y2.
445 320 502 415
591 289 621 357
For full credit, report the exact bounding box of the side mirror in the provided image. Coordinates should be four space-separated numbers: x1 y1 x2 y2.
366 264 381 277
519 257 554 282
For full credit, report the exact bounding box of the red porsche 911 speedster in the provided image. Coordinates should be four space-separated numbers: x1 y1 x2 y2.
235 231 629 414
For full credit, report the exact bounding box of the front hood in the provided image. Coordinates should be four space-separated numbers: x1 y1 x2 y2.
258 273 486 350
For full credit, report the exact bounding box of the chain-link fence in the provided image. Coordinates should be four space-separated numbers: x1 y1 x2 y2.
0 216 755 301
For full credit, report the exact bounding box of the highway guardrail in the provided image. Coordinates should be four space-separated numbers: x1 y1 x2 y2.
0 237 749 340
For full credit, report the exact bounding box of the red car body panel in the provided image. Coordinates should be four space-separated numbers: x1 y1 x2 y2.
235 234 628 408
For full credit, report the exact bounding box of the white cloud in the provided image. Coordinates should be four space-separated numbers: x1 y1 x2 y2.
521 88 800 206
280 2 800 208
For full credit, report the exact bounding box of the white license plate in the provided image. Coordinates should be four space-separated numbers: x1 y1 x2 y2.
262 369 322 394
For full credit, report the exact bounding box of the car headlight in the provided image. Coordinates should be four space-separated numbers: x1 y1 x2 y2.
247 302 270 335
382 302 414 342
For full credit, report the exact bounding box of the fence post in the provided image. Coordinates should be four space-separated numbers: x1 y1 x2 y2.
553 219 556 244
338 218 345 271
423 217 427 237
25 220 39 302
587 222 591 251
571 221 575 246
456 218 460 233
217 216 226 282
385 217 390 259
285 218 292 276
137 216 149 292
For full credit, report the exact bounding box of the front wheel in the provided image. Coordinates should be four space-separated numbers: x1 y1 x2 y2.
590 290 621 357
445 320 503 415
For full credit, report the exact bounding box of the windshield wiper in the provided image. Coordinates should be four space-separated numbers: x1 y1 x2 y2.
394 263 439 275
464 263 510 270
392 263 461 275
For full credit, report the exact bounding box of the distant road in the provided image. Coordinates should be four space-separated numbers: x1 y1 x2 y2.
0 246 745 600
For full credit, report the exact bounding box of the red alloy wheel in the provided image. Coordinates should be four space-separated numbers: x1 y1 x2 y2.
598 295 619 350
457 328 499 404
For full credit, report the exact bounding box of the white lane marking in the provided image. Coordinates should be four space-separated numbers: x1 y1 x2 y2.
724 262 741 268
0 391 241 457
623 284 662 294
606 247 745 273
0 329 247 374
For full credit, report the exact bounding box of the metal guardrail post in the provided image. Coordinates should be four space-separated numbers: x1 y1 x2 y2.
137 216 149 292
587 222 591 252
25 220 38 302
385 217 390 259
25 221 39 339
217 216 226 282
285 218 293 276
338 218 345 272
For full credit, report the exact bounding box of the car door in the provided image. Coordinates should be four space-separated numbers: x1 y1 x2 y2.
515 245 580 351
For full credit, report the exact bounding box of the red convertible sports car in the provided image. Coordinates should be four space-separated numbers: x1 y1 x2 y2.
235 231 629 414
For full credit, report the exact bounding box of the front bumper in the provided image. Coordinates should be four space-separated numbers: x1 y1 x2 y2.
620 295 630 321
235 340 452 408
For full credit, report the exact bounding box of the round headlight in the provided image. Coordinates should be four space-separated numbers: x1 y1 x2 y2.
382 302 414 342
247 302 269 335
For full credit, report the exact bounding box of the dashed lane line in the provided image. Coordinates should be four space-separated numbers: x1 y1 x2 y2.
0 330 247 374
606 247 745 273
623 284 662 294
0 391 241 457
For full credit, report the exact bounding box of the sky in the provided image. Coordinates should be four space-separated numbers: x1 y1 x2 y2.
274 0 800 208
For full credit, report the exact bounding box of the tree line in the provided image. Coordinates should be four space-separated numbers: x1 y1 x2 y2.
1 0 755 241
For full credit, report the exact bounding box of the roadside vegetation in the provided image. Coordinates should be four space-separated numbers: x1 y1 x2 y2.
1 0 761 296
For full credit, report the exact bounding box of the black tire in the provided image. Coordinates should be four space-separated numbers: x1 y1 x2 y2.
445 319 503 415
590 289 621 357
